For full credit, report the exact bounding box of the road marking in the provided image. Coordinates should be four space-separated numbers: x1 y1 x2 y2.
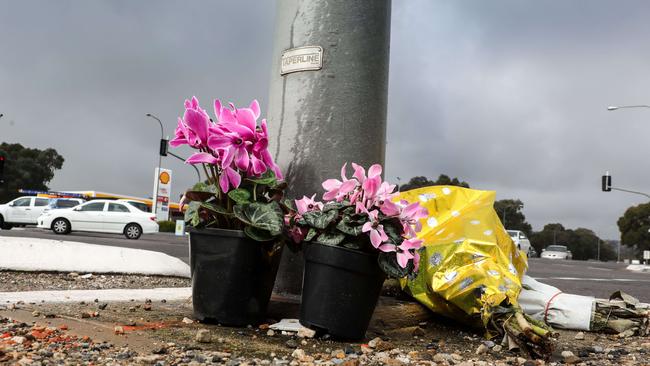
534 277 650 283
587 266 613 271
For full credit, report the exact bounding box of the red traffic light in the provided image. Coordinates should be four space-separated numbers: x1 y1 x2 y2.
0 156 4 161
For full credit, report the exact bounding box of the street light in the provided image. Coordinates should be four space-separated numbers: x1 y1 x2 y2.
145 113 201 180
607 105 650 111
145 113 165 217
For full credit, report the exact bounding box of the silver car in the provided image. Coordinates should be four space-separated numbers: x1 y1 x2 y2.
541 245 572 260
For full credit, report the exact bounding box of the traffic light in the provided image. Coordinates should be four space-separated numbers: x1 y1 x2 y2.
159 139 168 157
0 155 5 183
602 172 612 192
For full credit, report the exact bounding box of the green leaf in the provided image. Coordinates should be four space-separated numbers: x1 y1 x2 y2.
280 198 295 211
382 223 403 244
246 170 277 185
228 188 252 204
244 226 275 242
199 202 232 216
191 182 218 192
378 252 411 279
233 202 284 236
302 210 338 229
336 215 364 236
184 191 216 202
315 232 346 246
322 202 345 212
343 242 363 250
184 201 201 227
305 228 318 241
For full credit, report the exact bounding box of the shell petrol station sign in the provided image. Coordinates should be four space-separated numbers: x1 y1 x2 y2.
153 168 172 221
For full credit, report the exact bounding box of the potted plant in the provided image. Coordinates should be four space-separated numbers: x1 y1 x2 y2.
171 96 286 326
285 162 428 340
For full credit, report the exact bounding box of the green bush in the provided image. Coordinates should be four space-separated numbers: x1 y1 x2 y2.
158 220 176 233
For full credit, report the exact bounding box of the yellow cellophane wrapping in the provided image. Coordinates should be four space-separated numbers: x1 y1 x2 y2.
398 186 528 335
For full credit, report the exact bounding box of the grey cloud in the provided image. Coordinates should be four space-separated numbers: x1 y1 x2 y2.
2 1 649 239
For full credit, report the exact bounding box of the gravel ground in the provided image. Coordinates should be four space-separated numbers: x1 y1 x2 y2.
0 271 190 292
1 300 649 366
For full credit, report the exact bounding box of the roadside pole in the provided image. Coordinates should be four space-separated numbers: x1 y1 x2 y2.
267 0 392 294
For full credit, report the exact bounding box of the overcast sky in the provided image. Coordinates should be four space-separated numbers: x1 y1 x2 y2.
2 1 650 239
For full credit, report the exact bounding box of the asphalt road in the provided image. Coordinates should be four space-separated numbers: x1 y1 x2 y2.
2 227 649 302
0 226 190 264
527 257 650 302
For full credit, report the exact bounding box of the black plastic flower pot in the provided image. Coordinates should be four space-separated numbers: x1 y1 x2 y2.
299 243 385 340
189 228 282 326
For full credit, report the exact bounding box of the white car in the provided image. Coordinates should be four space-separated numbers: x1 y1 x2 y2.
37 199 158 239
0 196 51 229
507 230 532 255
541 245 573 260
117 199 150 212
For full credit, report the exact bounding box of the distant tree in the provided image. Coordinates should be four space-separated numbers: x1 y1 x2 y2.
529 223 613 261
494 199 532 236
399 174 469 191
617 202 650 255
0 143 64 202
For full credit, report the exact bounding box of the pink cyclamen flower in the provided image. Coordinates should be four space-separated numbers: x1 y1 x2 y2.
361 209 389 249
219 166 242 193
360 164 383 200
322 163 360 202
396 238 423 268
295 194 324 215
400 202 429 238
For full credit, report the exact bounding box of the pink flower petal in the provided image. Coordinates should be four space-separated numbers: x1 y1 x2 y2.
379 200 400 216
369 229 382 248
249 154 267 176
377 244 396 253
340 162 348 181
213 99 222 121
322 179 342 191
227 168 241 189
235 146 250 170
219 172 230 193
183 108 210 146
249 100 261 119
219 107 236 124
368 164 382 178
235 108 257 132
396 250 413 268
362 222 373 233
323 190 338 201
400 238 423 251
207 134 234 149
339 179 357 195
351 163 366 182
185 152 218 165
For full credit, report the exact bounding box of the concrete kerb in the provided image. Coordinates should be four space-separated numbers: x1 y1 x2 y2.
0 236 190 277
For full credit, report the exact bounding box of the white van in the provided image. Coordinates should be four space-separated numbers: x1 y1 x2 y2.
507 230 532 256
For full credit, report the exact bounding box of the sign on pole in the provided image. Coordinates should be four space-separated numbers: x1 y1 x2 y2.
175 220 185 236
644 250 650 260
152 168 172 221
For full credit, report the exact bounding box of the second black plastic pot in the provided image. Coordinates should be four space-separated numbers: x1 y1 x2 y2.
299 243 385 340
189 228 282 326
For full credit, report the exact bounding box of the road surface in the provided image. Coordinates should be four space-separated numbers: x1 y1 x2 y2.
2 227 649 301
0 227 189 263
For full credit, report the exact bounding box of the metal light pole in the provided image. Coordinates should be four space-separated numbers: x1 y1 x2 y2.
267 0 392 294
146 113 164 216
